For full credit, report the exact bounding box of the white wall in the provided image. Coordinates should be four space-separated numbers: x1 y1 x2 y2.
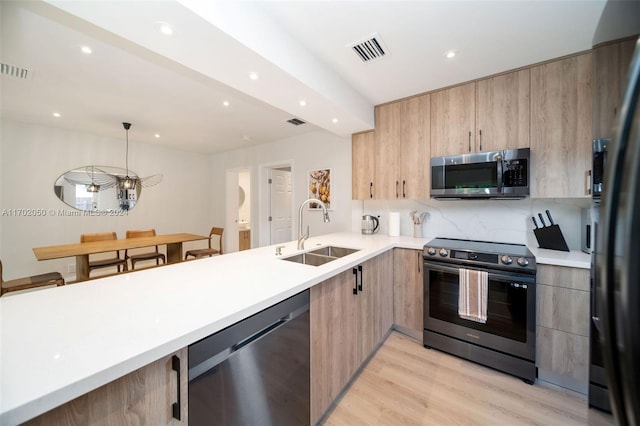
0 120 211 280
209 131 352 248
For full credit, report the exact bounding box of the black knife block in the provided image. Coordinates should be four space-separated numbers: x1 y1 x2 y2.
534 224 570 252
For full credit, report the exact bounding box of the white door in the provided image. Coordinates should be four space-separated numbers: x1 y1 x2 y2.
270 168 292 244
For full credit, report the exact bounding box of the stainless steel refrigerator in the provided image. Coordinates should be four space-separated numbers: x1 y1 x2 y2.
597 36 640 425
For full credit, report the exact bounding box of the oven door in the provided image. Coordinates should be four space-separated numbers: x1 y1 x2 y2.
423 260 536 361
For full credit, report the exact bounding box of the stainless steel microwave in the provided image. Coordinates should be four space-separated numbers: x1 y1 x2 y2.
430 148 530 199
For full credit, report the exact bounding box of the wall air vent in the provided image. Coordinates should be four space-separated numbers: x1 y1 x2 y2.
1 63 30 79
349 33 389 63
287 118 306 126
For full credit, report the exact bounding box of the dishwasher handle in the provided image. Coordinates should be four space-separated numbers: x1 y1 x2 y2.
232 317 288 352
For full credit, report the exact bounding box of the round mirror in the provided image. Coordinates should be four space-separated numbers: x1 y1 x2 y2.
239 186 246 207
54 165 142 212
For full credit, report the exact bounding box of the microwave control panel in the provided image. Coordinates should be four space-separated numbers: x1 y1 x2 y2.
503 159 528 187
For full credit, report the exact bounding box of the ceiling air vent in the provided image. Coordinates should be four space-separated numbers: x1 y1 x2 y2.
287 118 306 126
1 63 30 79
349 33 389 63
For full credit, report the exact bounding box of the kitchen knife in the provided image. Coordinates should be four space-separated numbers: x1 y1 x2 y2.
532 216 539 229
545 209 555 225
538 213 547 227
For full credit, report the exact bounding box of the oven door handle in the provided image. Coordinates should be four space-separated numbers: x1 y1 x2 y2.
424 261 535 284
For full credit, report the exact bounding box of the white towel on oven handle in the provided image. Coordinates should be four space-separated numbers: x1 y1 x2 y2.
458 268 488 323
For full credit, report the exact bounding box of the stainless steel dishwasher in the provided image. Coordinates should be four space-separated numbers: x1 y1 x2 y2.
188 290 309 426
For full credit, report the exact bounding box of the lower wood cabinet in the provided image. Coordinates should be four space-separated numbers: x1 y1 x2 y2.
310 250 393 424
26 348 188 425
239 229 251 251
393 248 424 339
535 264 590 393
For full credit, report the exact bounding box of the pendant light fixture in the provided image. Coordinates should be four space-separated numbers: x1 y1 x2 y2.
119 122 138 190
86 166 101 192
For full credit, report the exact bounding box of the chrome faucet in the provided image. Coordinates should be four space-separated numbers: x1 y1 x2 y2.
297 198 330 250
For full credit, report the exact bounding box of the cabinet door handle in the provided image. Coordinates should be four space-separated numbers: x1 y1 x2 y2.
402 180 406 198
358 265 363 291
468 131 472 152
172 355 181 420
479 129 483 151
395 180 399 198
586 170 592 196
369 182 373 199
353 267 358 295
417 251 421 273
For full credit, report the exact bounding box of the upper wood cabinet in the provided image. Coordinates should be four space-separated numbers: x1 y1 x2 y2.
374 94 430 200
431 71 530 157
431 82 476 157
352 130 376 200
476 69 530 152
593 37 637 139
530 52 593 198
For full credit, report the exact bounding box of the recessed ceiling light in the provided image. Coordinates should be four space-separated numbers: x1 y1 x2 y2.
445 50 457 59
332 118 338 124
53 112 61 118
242 135 251 141
249 72 259 81
159 23 173 36
154 134 160 139
299 100 307 107
81 46 92 54
223 101 230 107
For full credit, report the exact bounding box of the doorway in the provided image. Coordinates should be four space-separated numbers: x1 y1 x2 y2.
225 167 251 253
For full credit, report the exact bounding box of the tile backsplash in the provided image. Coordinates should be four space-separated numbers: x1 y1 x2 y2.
351 198 590 251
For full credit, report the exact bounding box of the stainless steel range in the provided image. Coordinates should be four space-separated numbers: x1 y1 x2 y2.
423 238 537 383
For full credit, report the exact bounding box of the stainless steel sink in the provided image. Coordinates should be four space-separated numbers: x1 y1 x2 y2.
281 246 360 266
308 246 359 258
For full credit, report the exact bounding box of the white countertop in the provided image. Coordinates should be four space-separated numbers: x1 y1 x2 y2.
0 232 589 424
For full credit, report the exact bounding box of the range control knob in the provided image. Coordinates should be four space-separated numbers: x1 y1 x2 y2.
501 255 513 265
439 248 448 257
427 247 436 256
517 257 530 267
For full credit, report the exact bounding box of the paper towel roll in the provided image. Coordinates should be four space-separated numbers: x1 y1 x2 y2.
388 212 400 237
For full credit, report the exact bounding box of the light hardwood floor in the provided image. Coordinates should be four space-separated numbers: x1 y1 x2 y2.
323 332 614 426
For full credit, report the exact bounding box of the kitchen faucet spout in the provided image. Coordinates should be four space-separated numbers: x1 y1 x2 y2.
298 198 330 250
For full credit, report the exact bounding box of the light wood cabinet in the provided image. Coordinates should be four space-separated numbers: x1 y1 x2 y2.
535 265 590 394
357 250 394 364
431 70 530 157
475 69 530 152
393 248 424 339
431 82 476 157
530 52 593 198
310 251 393 423
239 229 250 251
26 348 188 425
374 95 430 199
593 37 637 139
352 131 376 200
310 268 358 423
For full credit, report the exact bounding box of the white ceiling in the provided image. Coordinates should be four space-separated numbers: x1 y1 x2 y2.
0 0 609 154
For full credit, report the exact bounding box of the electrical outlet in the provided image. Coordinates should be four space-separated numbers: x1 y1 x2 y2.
67 264 74 273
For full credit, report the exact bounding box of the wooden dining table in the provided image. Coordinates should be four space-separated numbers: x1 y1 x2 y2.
33 233 209 282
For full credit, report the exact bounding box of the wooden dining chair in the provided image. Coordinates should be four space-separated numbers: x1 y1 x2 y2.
1 259 65 296
185 227 224 260
125 229 166 270
80 232 128 276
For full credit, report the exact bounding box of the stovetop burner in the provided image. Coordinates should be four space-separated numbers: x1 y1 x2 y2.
423 238 536 273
